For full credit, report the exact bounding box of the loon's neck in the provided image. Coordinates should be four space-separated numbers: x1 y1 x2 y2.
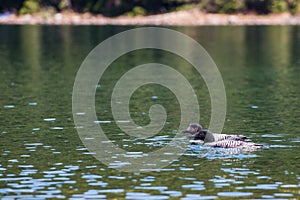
204 130 215 143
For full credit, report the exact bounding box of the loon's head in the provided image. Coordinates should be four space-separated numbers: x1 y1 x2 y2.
181 123 203 134
181 124 206 140
181 123 214 142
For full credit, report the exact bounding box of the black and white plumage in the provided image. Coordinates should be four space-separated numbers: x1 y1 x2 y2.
181 123 264 150
203 131 248 143
206 140 264 151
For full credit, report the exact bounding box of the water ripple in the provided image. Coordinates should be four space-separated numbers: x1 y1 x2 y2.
218 192 253 197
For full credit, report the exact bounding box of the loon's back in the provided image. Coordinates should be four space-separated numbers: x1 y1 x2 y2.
206 140 264 151
212 133 248 142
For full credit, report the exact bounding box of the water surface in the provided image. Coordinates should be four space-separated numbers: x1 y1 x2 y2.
0 25 300 199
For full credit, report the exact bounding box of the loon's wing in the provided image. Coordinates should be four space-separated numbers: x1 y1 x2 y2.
212 133 248 141
206 140 263 150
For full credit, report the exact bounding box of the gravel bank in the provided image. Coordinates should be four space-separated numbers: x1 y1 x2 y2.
1 9 300 26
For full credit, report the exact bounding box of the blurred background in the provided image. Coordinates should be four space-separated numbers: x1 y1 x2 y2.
1 0 300 17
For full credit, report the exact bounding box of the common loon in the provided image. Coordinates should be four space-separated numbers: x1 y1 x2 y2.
181 123 264 150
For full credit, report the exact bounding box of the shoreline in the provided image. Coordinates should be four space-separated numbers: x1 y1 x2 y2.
1 10 300 26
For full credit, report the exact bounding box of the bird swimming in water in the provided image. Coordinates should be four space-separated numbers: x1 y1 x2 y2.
181 123 264 150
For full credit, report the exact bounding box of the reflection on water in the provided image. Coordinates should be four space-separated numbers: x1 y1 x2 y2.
0 25 300 199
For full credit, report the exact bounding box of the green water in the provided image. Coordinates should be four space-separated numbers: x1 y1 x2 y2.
0 25 300 199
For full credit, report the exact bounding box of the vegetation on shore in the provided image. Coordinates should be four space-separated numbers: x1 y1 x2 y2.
1 0 300 17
